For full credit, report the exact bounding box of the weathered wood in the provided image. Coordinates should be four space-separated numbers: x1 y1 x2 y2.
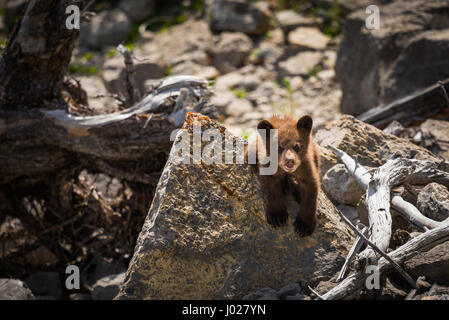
117 44 141 107
391 196 443 230
335 207 416 288
328 145 449 266
357 78 449 129
321 221 449 300
0 76 213 185
0 0 86 108
337 226 368 282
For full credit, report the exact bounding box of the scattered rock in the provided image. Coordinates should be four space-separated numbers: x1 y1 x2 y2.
420 119 449 161
336 0 449 115
208 0 270 35
116 115 353 300
317 69 335 81
278 51 323 77
91 272 126 300
211 32 253 74
102 54 165 96
81 254 126 289
0 279 36 300
139 20 213 66
69 293 92 300
24 246 59 267
417 183 449 222
78 76 120 114
211 90 236 113
378 276 408 300
276 10 318 33
288 27 329 50
336 204 359 225
80 9 132 49
314 115 440 177
322 164 365 206
25 272 63 300
405 241 449 285
242 287 279 300
118 0 155 22
277 282 302 299
226 98 253 117
383 120 405 137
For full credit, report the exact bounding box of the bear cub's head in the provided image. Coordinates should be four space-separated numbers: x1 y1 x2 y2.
257 115 313 174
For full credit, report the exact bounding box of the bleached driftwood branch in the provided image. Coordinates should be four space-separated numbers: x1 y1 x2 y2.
337 226 368 282
323 145 449 299
391 196 443 231
335 208 417 288
327 145 449 266
0 76 212 184
321 221 449 300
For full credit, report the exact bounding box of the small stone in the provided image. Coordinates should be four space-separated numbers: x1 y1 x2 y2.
211 32 253 74
276 10 317 32
278 51 323 77
79 9 132 49
243 287 279 300
91 272 125 300
288 27 329 50
322 164 365 205
417 183 449 221
0 279 35 300
226 99 253 117
119 0 155 22
277 282 302 299
317 69 335 81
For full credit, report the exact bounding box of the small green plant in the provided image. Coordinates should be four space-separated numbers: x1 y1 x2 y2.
231 88 248 99
82 52 94 61
241 130 253 140
107 49 116 59
124 43 135 51
68 64 98 76
307 65 322 78
124 23 140 48
165 64 173 76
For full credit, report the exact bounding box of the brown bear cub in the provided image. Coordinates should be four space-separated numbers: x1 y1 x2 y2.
249 115 321 237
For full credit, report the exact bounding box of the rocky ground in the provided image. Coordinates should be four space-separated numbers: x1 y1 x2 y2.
1 0 449 300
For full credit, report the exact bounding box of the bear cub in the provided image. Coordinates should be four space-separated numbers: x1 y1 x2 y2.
249 115 321 237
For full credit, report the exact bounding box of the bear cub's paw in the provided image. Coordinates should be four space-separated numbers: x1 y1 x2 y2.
266 209 288 228
293 216 315 237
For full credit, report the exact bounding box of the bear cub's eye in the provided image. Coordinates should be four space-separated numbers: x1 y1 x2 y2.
293 144 300 153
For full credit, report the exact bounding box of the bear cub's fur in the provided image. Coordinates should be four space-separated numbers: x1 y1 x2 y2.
248 115 321 237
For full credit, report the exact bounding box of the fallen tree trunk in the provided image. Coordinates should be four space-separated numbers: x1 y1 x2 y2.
357 78 449 129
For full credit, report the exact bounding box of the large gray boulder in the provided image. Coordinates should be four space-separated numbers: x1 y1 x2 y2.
116 114 354 300
0 279 36 300
336 0 449 115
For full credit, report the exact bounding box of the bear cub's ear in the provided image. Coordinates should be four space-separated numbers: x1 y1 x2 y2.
257 119 274 131
297 115 313 132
